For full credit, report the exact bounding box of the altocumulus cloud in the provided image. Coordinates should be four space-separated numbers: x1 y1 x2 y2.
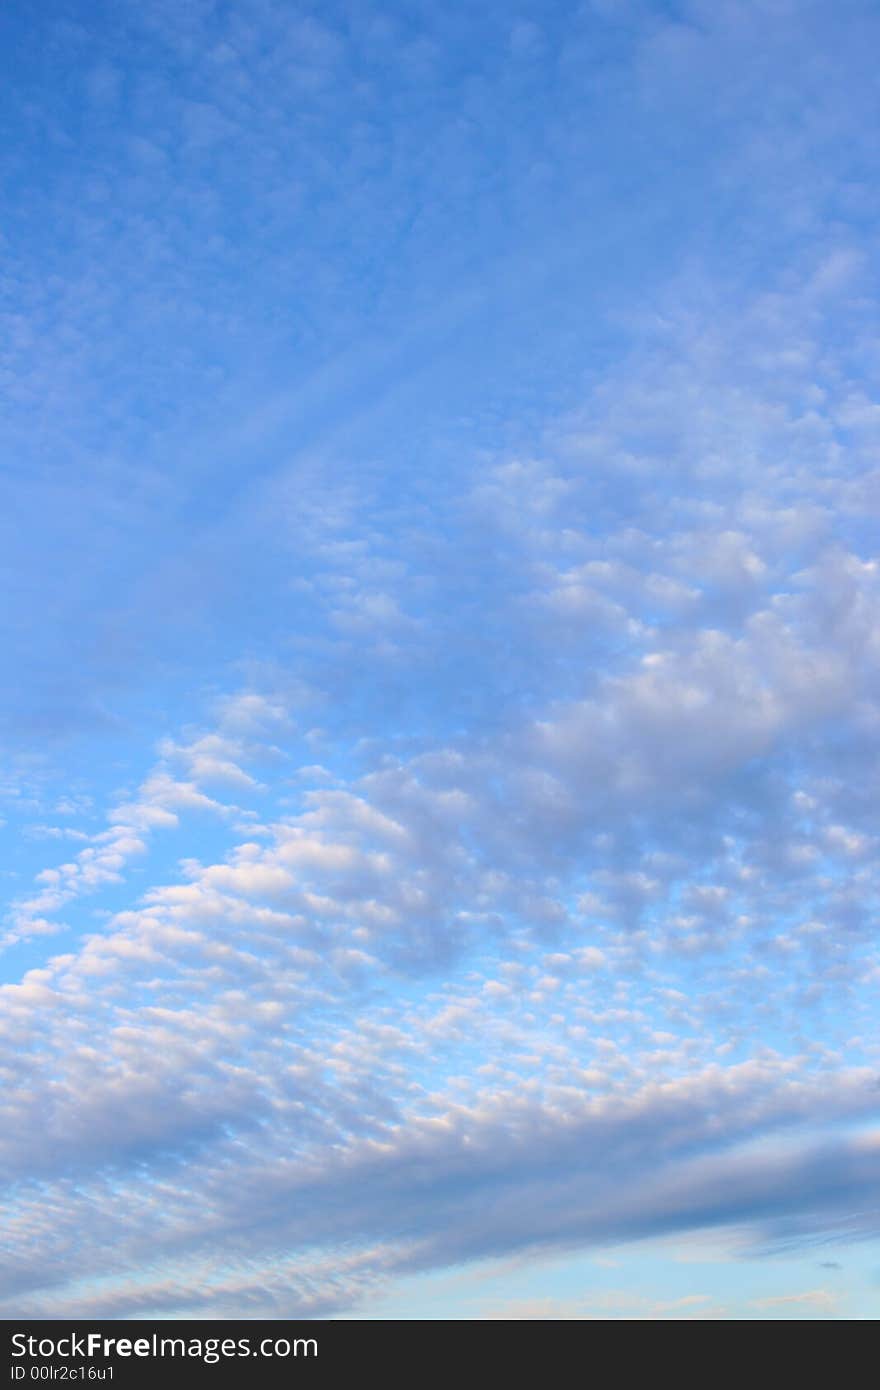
1 0 880 1319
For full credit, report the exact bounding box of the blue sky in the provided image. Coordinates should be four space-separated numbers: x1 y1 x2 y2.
1 0 879 1320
